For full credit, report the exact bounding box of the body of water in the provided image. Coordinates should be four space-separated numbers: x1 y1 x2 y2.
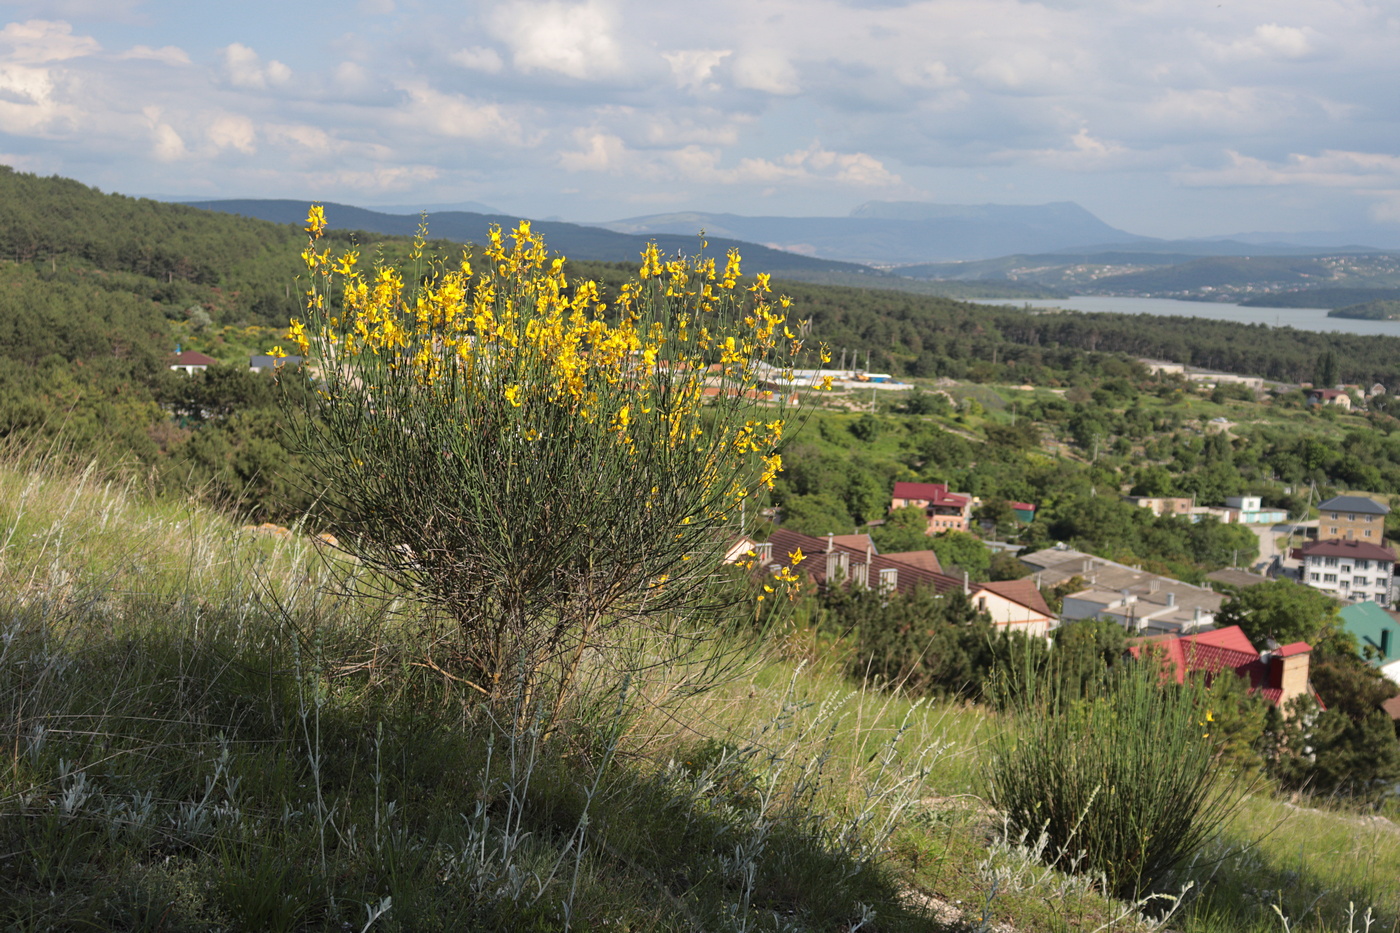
970 295 1400 338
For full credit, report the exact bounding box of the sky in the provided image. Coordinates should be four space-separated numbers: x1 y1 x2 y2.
0 0 1397 240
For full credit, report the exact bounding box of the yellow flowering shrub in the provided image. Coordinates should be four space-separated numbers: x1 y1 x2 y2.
286 208 813 721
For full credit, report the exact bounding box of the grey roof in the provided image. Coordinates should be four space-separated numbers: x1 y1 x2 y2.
1318 495 1390 515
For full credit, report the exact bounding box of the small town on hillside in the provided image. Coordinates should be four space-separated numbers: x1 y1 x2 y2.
730 474 1400 722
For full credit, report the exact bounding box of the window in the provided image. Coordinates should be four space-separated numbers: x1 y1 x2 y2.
1323 574 1338 583
1355 577 1369 587
1342 565 1353 574
1365 530 1374 538
878 568 898 594
1310 572 1321 581
1329 526 1338 535
1357 560 1371 571
1349 513 1356 521
1366 515 1375 522
1340 580 1350 589
1325 557 1339 567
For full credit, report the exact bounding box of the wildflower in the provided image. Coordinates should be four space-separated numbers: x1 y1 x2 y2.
505 385 522 407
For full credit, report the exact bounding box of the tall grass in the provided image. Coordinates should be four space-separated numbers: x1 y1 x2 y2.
0 460 961 931
985 655 1239 899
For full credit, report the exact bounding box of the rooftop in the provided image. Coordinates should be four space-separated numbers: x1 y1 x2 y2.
1297 538 1396 562
1317 495 1390 516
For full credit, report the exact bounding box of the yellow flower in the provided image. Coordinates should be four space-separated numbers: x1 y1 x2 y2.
505 385 522 407
788 547 805 565
304 204 327 236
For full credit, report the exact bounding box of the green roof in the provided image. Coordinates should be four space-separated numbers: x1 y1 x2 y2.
1338 601 1400 664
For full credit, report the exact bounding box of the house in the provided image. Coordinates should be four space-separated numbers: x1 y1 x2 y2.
1128 625 1315 710
170 349 217 375
1123 496 1194 518
1306 388 1352 409
1337 601 1400 687
730 528 1055 637
1010 502 1037 523
1020 546 1223 635
1295 538 1395 606
889 482 973 534
1316 494 1389 544
1221 496 1290 525
1205 568 1271 591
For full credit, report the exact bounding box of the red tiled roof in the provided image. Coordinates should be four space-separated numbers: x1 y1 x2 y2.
171 349 218 366
1298 539 1395 562
764 527 964 597
1382 695 1400 721
891 482 969 508
979 578 1053 617
883 550 943 574
1009 502 1036 512
1127 625 1314 709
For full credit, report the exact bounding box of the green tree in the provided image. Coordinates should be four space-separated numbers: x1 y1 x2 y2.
870 505 933 553
1215 579 1340 647
931 530 991 580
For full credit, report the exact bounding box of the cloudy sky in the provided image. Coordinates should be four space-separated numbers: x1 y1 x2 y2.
0 0 1396 239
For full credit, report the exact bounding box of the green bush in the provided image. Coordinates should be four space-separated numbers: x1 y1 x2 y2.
984 656 1237 898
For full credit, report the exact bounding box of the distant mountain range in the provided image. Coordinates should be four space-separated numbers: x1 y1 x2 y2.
183 199 894 287
596 201 1146 265
179 196 1400 305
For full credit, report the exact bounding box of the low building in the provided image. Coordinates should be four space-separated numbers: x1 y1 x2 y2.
1306 388 1352 409
1296 538 1395 606
1222 496 1290 525
890 481 973 534
1128 625 1315 710
1316 494 1390 544
1010 501 1037 523
1020 545 1223 635
731 529 1054 637
170 349 217 375
1123 496 1194 518
1337 601 1400 686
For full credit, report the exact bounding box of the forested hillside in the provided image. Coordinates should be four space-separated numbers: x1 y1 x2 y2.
8 165 1400 528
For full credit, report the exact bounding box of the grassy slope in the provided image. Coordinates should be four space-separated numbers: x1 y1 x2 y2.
0 460 1397 932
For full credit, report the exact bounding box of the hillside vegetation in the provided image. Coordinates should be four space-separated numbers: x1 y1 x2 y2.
3 456 1398 931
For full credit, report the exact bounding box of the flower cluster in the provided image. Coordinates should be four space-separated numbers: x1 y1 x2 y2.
288 206 815 546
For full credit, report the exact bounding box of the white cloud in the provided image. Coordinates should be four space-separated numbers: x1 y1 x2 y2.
559 133 901 189
452 46 504 74
895 60 958 90
311 164 441 193
221 42 291 90
394 82 524 143
491 1 623 80
264 122 337 155
1178 149 1400 189
558 130 627 172
994 126 1134 170
0 19 97 63
1205 23 1319 61
731 50 798 95
142 105 187 161
662 49 731 92
207 113 256 154
118 44 189 65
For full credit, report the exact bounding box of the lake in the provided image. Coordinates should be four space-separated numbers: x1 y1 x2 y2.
969 295 1400 338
